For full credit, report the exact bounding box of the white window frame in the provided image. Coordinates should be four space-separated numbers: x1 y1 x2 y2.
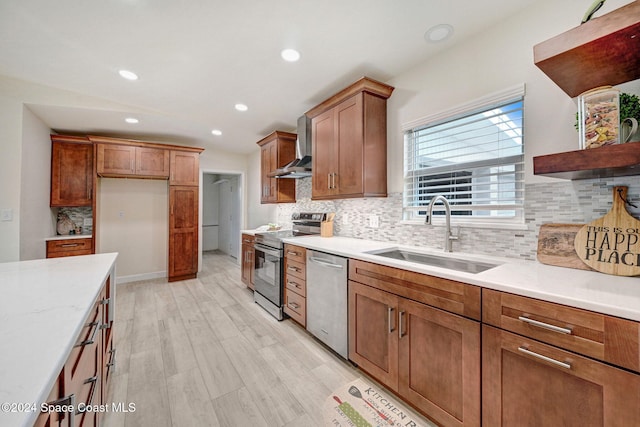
402 84 526 229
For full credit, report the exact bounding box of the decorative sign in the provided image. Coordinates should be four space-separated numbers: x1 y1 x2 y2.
574 186 640 276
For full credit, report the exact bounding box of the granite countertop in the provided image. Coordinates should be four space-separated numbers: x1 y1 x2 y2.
0 253 118 427
282 235 640 323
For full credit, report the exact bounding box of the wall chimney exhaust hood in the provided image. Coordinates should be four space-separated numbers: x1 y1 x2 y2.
269 115 312 178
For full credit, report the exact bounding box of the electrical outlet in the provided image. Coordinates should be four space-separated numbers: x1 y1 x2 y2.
369 214 379 228
0 209 12 221
84 218 93 226
342 215 349 225
118 211 125 218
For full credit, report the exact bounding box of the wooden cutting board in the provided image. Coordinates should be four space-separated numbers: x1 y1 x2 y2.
537 223 592 271
574 186 640 276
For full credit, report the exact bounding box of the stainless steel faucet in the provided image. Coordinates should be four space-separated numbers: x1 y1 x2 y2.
425 195 458 252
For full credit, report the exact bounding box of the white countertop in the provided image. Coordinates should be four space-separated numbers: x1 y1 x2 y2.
0 253 118 427
45 234 92 241
283 236 640 322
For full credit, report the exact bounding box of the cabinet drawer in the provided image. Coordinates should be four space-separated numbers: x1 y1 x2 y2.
285 258 306 281
284 289 306 326
46 238 93 258
483 288 640 373
285 275 306 298
349 259 481 320
284 244 306 263
241 233 255 245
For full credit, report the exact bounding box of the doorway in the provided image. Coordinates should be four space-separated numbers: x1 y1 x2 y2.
202 172 242 261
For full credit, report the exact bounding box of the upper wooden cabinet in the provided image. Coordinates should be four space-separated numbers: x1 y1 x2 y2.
534 1 640 98
96 142 170 179
256 131 296 204
306 77 394 200
170 150 200 186
50 135 94 207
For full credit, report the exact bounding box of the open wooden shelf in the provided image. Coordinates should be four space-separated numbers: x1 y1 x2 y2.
534 2 640 98
533 141 640 180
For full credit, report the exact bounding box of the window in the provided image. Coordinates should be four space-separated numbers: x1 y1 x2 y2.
403 88 524 225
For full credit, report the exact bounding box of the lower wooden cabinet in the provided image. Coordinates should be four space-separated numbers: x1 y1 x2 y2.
483 325 640 426
241 233 255 290
283 244 307 326
168 186 198 281
35 273 114 427
46 238 93 258
348 276 480 427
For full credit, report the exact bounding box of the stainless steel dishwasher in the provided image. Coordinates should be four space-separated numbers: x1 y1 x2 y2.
306 249 348 359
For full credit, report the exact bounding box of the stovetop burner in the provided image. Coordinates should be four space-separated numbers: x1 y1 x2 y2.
255 212 327 249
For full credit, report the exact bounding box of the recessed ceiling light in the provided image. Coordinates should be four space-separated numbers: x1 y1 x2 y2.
118 69 138 80
235 103 248 112
211 129 222 136
125 117 139 124
425 24 454 43
281 48 300 62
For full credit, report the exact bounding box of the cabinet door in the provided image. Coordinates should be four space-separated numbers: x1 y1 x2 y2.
260 142 274 203
241 243 255 289
170 150 200 186
136 146 170 178
483 325 640 427
169 186 198 281
51 140 93 207
96 143 135 176
398 298 480 427
312 108 337 199
348 280 399 390
335 94 364 196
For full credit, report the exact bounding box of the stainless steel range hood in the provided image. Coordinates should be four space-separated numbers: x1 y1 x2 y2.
269 115 312 178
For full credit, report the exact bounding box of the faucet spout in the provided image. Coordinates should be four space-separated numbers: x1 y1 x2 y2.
425 195 456 252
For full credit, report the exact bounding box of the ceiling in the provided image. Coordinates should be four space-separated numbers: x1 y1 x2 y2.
0 0 541 155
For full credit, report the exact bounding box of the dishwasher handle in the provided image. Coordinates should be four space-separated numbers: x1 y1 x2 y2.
309 256 344 269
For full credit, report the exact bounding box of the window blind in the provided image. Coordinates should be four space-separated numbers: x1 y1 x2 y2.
404 97 524 221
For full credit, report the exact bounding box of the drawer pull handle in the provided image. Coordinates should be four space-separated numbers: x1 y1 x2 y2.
77 376 98 414
77 321 100 347
288 281 302 289
388 307 395 333
287 251 299 256
288 302 300 310
287 266 301 272
60 243 79 247
518 316 572 335
518 346 571 370
47 393 76 427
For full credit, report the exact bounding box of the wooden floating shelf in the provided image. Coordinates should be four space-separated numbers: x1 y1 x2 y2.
533 141 640 180
534 1 640 98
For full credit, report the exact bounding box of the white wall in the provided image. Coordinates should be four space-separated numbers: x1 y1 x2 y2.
386 0 637 192
98 178 168 281
20 107 55 260
245 149 277 228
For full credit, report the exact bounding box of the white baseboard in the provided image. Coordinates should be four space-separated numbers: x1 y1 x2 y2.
116 270 166 284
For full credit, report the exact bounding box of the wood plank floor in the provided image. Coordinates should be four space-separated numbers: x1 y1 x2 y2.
103 250 371 427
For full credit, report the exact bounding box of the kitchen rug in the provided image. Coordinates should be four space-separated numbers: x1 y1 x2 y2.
324 378 435 427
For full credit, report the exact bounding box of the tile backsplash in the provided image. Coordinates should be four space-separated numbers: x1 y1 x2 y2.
276 176 640 261
55 207 93 235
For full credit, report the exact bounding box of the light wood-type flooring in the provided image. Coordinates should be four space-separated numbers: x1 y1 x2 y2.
102 250 377 427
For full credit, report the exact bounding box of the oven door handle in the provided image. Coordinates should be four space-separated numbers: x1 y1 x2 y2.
254 243 282 258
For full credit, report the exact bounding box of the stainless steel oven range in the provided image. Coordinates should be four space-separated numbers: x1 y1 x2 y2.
253 212 325 320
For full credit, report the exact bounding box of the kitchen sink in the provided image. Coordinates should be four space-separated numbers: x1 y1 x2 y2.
366 248 500 274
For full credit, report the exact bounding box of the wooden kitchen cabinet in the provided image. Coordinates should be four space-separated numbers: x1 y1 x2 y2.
46 237 93 258
96 143 170 179
283 244 307 326
170 150 200 186
306 77 393 200
241 233 255 290
256 131 296 204
483 325 640 427
348 260 481 427
36 272 114 427
482 288 640 426
50 136 94 207
169 185 199 281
